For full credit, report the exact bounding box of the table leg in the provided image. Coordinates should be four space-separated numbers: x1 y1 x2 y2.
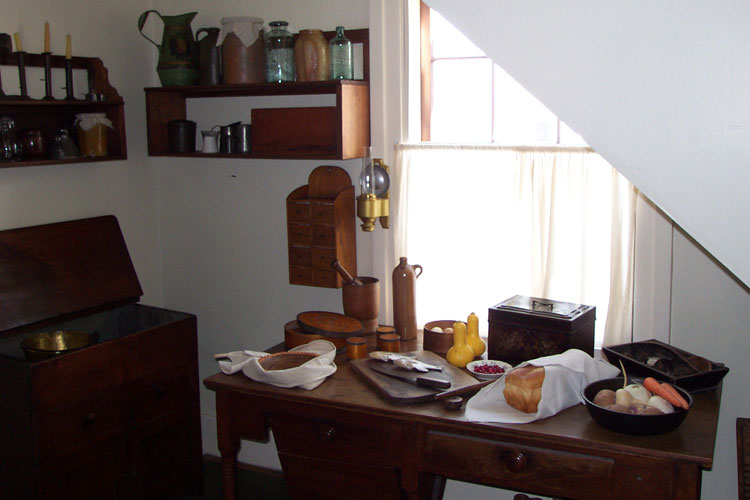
216 391 240 500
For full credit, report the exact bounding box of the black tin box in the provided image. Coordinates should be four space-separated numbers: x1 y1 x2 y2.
488 295 595 366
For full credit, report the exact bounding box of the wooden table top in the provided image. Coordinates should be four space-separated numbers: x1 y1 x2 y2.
204 340 721 470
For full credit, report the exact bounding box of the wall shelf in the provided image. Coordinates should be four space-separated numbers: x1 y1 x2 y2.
143 29 370 160
0 54 126 168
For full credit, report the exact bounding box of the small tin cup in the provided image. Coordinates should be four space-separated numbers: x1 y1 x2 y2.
346 336 367 360
377 333 400 353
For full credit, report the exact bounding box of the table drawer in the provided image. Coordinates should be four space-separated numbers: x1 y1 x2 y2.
422 431 615 500
270 411 405 466
37 390 126 458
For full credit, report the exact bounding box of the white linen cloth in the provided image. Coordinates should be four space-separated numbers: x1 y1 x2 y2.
465 349 620 423
217 17 264 47
217 339 337 390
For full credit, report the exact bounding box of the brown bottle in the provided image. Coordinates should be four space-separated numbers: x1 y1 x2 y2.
392 257 422 341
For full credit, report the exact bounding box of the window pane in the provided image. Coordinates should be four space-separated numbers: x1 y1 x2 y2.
430 9 485 59
431 59 493 142
493 65 558 144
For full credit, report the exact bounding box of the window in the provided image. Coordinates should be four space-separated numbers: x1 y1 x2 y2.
422 6 586 146
394 4 637 347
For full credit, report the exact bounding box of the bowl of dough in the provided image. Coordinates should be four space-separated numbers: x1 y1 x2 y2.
582 377 692 435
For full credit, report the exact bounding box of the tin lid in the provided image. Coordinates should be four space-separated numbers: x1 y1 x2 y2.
493 295 592 320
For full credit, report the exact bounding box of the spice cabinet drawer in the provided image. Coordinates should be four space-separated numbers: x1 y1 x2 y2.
422 431 615 500
270 411 405 466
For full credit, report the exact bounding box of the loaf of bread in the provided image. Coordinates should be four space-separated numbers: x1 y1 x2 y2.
503 365 545 413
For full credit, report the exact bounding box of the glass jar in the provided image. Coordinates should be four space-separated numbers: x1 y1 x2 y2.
0 117 21 161
295 29 328 81
329 26 353 80
74 113 113 157
265 20 295 83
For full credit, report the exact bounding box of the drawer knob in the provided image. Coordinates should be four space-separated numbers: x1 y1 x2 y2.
503 451 528 473
317 424 338 442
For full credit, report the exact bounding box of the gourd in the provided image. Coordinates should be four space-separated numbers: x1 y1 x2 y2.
447 321 474 368
465 312 485 357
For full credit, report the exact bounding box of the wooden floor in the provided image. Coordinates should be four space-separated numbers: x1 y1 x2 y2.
167 457 289 500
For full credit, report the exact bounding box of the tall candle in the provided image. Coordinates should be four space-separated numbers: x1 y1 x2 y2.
13 32 22 52
44 22 50 53
65 34 71 59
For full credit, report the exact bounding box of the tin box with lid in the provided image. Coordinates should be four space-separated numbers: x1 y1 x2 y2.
487 295 595 366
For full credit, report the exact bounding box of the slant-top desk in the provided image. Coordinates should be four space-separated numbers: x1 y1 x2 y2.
204 342 720 500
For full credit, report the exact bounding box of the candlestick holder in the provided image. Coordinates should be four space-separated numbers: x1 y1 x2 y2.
42 52 54 100
64 59 75 100
16 51 29 99
0 34 10 97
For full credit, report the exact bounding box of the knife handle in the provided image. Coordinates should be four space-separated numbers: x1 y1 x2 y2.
415 375 451 390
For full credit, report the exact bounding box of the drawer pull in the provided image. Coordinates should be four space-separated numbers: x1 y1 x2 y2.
317 424 339 442
503 451 528 473
83 412 98 427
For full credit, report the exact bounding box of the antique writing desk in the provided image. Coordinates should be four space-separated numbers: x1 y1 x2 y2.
204 341 720 500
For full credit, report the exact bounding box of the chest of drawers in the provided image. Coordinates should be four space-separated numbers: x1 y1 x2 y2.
0 216 202 499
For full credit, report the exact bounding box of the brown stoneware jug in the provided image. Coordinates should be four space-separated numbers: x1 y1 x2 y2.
392 257 422 341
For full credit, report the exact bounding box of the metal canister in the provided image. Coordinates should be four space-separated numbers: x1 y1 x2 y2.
219 125 233 153
231 123 251 153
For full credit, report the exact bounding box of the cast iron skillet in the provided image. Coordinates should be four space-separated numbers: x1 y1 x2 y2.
582 377 692 435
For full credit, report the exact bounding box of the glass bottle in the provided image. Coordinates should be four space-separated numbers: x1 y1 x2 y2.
329 26 353 80
265 20 295 83
0 117 20 161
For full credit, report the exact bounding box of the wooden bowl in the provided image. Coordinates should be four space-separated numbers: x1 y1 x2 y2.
423 320 458 354
258 351 318 371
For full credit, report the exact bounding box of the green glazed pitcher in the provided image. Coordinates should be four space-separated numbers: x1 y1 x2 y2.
138 10 199 86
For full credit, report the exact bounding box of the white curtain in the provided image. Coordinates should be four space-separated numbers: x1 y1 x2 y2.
389 143 637 347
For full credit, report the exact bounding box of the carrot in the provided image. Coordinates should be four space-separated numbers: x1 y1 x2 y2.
643 377 688 409
660 382 690 410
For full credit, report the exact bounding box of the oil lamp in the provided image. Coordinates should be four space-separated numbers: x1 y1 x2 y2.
357 147 390 231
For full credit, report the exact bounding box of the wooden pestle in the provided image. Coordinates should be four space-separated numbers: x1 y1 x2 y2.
331 259 363 285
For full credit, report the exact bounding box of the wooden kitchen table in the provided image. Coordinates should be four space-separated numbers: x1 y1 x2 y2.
203 343 721 500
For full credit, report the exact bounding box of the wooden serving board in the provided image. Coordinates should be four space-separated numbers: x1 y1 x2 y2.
350 351 492 404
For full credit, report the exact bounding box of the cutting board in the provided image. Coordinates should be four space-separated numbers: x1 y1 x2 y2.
350 351 492 404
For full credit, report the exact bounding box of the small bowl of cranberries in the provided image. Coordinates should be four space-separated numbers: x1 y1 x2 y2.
466 359 513 380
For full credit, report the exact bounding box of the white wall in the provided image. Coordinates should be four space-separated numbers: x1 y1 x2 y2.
150 0 371 470
0 0 163 304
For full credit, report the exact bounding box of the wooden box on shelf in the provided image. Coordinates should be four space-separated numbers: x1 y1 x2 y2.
143 28 370 160
0 53 126 168
287 165 357 288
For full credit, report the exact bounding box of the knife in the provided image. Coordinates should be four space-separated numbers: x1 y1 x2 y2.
369 361 452 390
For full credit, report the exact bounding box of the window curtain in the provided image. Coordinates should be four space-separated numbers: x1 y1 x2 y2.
389 143 637 347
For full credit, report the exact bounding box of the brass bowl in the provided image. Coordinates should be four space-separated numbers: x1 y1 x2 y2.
21 330 98 362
